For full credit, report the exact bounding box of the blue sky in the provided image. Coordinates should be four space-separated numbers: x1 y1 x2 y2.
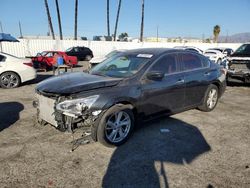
0 0 250 39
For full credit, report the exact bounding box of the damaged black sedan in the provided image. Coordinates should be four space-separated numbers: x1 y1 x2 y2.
34 48 226 147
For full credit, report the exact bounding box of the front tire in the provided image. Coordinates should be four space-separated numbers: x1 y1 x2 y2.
94 104 134 147
198 84 219 112
0 72 21 89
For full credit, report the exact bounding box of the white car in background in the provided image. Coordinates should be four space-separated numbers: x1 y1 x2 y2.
89 50 124 70
203 49 226 64
0 52 36 88
208 47 234 57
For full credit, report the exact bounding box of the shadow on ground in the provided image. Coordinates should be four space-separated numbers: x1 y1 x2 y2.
26 74 53 85
102 117 211 188
227 81 250 87
0 102 24 131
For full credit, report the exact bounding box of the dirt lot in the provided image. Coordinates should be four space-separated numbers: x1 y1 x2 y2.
0 63 250 188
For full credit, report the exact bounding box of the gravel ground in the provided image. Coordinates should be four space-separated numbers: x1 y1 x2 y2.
0 62 249 188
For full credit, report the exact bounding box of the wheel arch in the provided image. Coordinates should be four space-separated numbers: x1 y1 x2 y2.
0 70 22 83
91 100 137 142
211 81 222 97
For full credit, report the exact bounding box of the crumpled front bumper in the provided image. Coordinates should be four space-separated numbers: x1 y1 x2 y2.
33 94 102 132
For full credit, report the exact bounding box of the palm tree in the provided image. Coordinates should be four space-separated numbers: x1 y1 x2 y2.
113 0 122 41
213 25 221 43
140 0 145 42
107 0 110 36
44 0 55 39
55 0 63 40
74 0 78 40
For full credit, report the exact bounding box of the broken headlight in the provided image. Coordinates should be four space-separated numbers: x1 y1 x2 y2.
56 95 99 116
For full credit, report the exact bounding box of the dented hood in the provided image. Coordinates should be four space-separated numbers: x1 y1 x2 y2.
36 72 121 95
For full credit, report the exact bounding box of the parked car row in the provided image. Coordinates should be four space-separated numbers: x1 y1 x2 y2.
31 46 93 70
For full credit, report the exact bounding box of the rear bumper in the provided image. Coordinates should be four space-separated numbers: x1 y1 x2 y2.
21 68 37 83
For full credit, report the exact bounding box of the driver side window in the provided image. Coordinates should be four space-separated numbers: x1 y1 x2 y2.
150 54 178 75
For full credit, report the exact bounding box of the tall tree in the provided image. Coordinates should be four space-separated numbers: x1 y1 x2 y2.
74 0 78 40
140 0 145 42
213 25 221 43
107 0 110 36
113 0 122 41
55 0 63 40
44 0 55 39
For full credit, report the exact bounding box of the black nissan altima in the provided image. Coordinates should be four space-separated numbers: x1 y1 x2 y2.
34 48 226 147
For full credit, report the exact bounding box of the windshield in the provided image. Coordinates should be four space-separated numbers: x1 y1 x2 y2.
209 48 223 52
65 47 73 52
37 51 48 56
90 53 151 78
234 44 250 55
204 52 217 55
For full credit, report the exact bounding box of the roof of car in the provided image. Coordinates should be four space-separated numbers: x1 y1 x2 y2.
123 48 180 56
44 50 65 53
204 50 222 54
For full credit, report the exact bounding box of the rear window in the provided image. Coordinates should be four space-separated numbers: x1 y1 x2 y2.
204 52 216 55
181 53 204 71
0 55 6 62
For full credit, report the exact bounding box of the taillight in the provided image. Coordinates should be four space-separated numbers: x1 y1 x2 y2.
23 62 33 67
220 68 227 75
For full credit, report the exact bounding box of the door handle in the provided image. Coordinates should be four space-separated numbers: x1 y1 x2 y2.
204 72 210 76
176 79 184 84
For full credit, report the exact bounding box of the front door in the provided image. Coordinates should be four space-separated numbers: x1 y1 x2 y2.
140 53 186 116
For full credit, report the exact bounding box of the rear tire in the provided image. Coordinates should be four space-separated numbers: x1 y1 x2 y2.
0 72 21 89
198 84 219 112
93 104 134 147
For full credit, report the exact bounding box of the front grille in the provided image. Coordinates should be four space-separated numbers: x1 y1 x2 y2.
229 60 250 72
37 94 58 127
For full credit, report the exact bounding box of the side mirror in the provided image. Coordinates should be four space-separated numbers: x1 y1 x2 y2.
146 71 164 81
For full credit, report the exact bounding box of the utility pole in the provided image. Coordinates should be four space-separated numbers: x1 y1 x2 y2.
19 21 23 38
0 21 3 33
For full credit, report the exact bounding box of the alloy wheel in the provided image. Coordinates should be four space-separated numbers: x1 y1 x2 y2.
105 111 131 143
207 89 218 109
1 73 19 88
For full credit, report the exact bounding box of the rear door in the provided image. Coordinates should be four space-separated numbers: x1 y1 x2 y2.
140 52 186 115
180 52 211 107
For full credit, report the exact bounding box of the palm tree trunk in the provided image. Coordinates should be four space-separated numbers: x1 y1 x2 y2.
44 0 55 40
107 0 110 36
113 0 122 41
74 0 78 40
55 0 63 40
140 0 144 42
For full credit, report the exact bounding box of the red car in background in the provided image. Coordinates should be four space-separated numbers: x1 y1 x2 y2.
32 51 78 69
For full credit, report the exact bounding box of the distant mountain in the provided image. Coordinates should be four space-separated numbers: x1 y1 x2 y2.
218 32 250 43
